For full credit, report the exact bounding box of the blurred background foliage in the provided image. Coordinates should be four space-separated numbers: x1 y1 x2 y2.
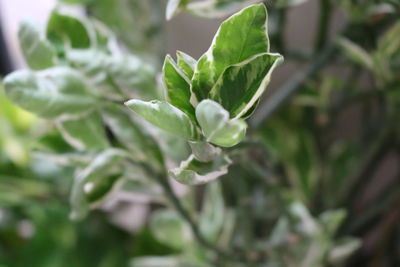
1 0 400 266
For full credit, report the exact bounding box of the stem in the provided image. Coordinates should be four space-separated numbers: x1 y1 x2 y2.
130 160 247 263
250 45 336 128
274 7 287 53
314 0 333 52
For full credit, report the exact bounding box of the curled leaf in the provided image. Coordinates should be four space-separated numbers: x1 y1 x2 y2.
169 154 231 185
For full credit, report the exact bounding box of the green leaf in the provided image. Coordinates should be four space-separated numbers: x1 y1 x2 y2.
70 149 128 220
191 4 269 101
336 37 373 69
47 10 92 48
199 181 225 241
196 100 246 147
150 209 191 250
188 140 221 162
125 100 197 140
101 104 164 171
176 51 197 79
56 111 109 151
162 55 195 119
18 20 57 70
209 52 283 118
3 67 98 119
169 154 231 185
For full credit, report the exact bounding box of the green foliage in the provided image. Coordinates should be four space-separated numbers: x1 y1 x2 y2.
2 0 400 266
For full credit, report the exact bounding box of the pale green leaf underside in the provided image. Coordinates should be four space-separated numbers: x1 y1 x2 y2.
169 154 231 185
163 55 195 119
189 140 221 162
125 99 197 140
3 67 98 119
196 100 246 147
191 4 269 101
56 111 109 151
210 52 283 118
18 20 57 70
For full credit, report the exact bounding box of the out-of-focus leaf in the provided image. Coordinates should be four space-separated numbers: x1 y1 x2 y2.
18 20 57 70
149 209 191 250
199 181 224 241
166 0 188 20
328 238 361 264
209 52 283 118
130 256 180 267
169 154 231 185
3 67 98 119
319 209 346 235
186 0 260 19
377 21 400 56
276 0 309 8
191 4 270 101
67 49 158 100
47 10 92 48
70 149 128 220
176 51 197 79
66 49 125 100
336 37 373 69
196 100 246 147
162 55 195 119
289 202 320 235
56 111 109 151
101 104 164 170
105 54 158 100
125 100 197 140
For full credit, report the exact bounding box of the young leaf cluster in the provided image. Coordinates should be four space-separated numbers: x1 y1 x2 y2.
126 4 283 185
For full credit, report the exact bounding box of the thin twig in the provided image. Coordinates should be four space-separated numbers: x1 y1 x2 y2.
314 0 333 52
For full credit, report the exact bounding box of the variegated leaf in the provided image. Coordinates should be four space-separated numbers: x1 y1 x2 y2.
125 99 198 140
176 50 197 79
209 52 283 118
3 67 98 119
162 55 195 119
191 4 270 101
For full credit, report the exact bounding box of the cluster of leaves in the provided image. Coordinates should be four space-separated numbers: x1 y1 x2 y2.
2 0 400 266
126 4 283 185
